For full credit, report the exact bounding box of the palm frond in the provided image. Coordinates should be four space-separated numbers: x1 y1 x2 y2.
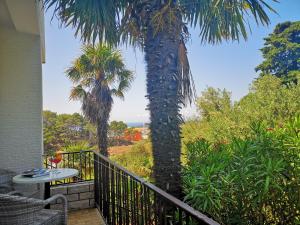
82 93 98 124
80 77 95 88
70 85 87 100
111 88 125 99
82 87 113 125
151 2 180 35
117 69 134 90
67 61 94 88
67 43 133 126
67 43 133 101
66 64 81 83
178 41 196 104
180 0 278 44
44 0 122 44
119 1 147 47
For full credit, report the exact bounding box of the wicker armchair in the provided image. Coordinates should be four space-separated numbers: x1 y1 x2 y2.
0 169 16 194
0 193 68 225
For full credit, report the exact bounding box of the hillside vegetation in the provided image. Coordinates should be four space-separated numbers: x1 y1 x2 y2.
112 75 300 224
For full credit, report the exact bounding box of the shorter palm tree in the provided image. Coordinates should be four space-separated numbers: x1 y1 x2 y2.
67 44 133 156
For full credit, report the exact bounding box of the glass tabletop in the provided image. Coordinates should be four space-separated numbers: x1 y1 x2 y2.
12 168 78 184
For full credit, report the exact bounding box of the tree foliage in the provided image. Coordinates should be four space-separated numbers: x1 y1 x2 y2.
182 75 300 145
45 0 277 46
43 110 95 153
256 21 300 83
109 121 127 137
183 117 300 224
43 111 135 152
67 44 133 156
108 120 129 145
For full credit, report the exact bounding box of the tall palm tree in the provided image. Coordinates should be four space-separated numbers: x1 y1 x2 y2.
67 44 133 156
45 0 277 198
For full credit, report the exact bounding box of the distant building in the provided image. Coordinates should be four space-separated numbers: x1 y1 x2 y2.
135 127 150 139
123 129 143 141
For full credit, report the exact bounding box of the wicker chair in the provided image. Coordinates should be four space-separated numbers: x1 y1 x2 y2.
0 169 16 194
0 193 68 225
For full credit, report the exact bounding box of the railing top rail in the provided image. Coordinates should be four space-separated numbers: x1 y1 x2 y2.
43 150 93 157
93 151 219 225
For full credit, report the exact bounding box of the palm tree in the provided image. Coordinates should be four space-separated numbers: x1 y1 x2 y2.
45 0 277 198
67 44 133 156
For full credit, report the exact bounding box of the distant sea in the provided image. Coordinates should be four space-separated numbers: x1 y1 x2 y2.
126 122 145 128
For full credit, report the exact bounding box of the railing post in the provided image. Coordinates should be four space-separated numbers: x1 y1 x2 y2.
111 165 116 225
102 158 110 224
94 152 99 209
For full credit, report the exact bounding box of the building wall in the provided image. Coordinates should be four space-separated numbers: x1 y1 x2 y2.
0 26 43 174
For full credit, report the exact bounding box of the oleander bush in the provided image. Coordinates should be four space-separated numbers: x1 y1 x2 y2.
183 116 300 225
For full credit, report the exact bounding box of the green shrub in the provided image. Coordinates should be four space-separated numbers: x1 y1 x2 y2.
183 116 300 225
62 141 94 153
110 140 153 180
182 76 300 146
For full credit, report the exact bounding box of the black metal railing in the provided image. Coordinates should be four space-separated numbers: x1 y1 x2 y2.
43 150 94 186
94 152 219 225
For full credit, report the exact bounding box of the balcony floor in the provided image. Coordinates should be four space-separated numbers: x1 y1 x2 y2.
68 208 105 225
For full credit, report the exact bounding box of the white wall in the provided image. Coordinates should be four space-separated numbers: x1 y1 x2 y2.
0 26 43 174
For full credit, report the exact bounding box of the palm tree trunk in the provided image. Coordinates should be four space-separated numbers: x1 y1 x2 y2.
97 115 109 157
145 20 183 199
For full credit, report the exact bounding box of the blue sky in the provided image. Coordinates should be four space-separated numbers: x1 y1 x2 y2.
42 0 300 122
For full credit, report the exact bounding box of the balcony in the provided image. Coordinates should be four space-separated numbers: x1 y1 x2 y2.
44 151 219 225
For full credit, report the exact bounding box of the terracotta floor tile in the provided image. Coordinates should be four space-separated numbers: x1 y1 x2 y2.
68 208 105 225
